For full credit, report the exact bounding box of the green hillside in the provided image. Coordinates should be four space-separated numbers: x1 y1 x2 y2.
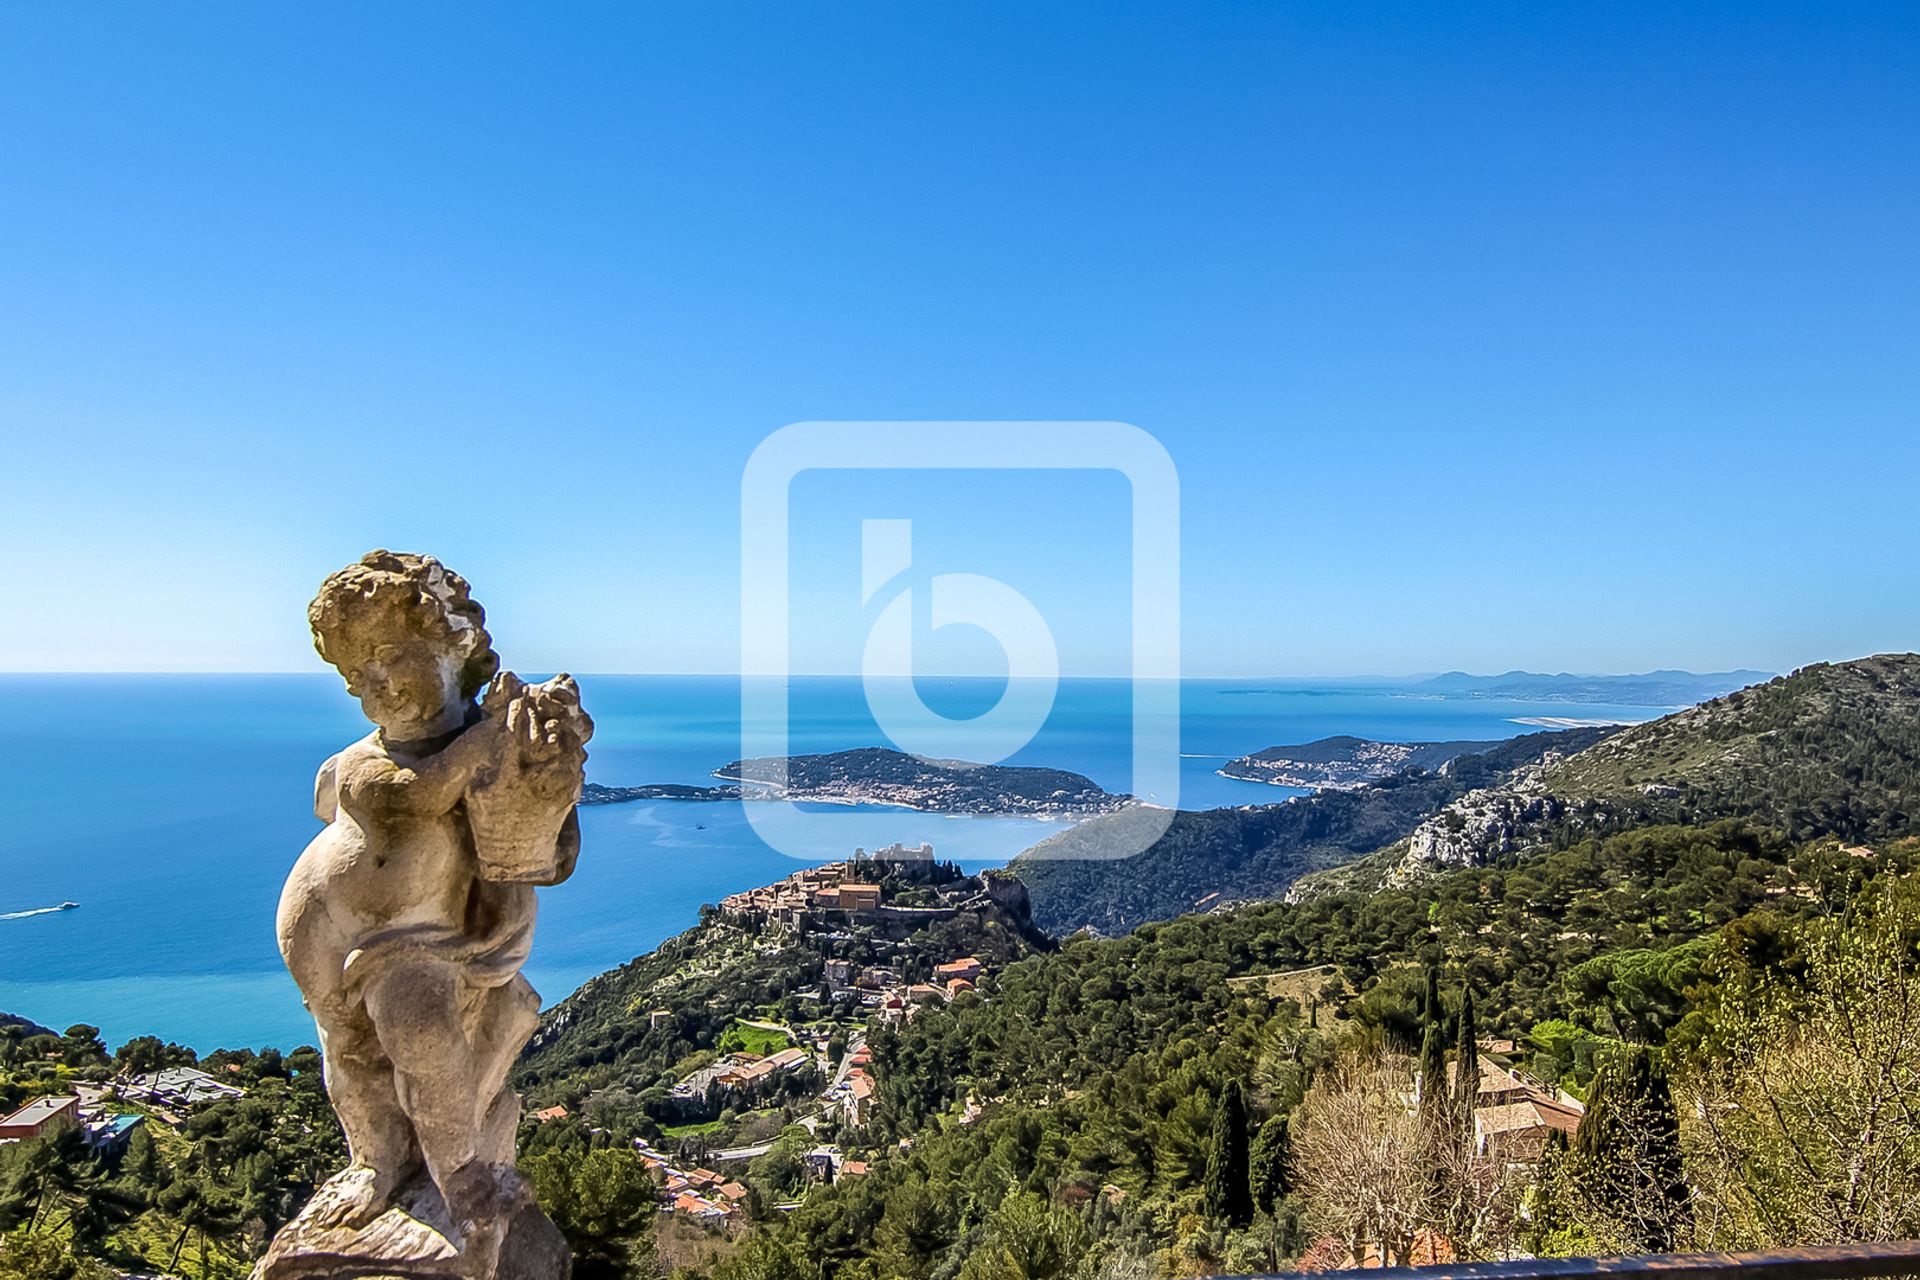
748 822 1920 1278
740 658 1920 1272
1541 653 1920 839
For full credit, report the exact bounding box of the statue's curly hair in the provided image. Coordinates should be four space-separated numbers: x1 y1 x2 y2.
308 550 500 701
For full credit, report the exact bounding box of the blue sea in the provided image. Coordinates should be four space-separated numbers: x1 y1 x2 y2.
0 674 1664 1051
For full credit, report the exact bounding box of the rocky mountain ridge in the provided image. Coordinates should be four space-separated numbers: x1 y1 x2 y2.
1293 654 1920 899
1012 727 1613 935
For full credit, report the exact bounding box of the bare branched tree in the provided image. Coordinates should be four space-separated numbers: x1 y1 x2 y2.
1291 1041 1528 1264
1290 1048 1431 1265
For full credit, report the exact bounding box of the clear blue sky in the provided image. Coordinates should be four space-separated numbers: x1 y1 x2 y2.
1 2 1914 678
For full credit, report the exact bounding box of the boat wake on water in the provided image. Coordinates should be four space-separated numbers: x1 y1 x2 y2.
1 902 79 921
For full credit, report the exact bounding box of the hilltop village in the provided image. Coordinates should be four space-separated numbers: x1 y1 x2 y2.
712 849 1004 1029
514 843 1051 1238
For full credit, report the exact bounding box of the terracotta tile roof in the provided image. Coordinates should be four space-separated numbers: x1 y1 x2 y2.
1361 1231 1455 1267
1297 1237 1354 1271
1478 1097 1584 1136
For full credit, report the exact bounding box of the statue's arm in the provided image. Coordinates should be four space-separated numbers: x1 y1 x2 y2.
547 808 581 885
350 724 503 817
314 754 341 822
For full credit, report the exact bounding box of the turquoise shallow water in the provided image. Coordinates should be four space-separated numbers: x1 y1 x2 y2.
0 674 1660 1050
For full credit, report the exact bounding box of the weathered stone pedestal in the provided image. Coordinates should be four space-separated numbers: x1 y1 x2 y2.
253 1166 569 1280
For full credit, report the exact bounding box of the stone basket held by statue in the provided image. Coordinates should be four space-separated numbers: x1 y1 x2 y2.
466 672 594 884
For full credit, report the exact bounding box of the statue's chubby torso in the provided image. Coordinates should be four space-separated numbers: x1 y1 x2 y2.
278 735 480 993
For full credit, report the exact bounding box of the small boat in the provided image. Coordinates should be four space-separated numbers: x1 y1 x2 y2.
58 902 79 911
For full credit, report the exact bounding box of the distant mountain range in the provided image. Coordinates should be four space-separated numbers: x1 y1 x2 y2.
1013 727 1615 935
1404 668 1772 705
1293 652 1920 900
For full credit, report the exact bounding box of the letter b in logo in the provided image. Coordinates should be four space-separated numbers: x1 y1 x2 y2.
740 421 1180 861
859 518 1058 764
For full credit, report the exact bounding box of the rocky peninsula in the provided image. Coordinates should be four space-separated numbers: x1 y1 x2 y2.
1219 734 1504 790
582 746 1130 816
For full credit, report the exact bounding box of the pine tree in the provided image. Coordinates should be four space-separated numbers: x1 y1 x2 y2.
1204 1081 1254 1226
526 1148 658 1280
1248 1114 1290 1213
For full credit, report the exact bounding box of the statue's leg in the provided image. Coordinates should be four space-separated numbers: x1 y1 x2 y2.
361 959 531 1266
279 893 418 1202
361 958 483 1204
306 1008 417 1228
468 975 542 1167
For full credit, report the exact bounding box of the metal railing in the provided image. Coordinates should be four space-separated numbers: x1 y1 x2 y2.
1250 1243 1920 1280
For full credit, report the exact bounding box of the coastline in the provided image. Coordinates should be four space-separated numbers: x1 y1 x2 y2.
1 674 1687 1050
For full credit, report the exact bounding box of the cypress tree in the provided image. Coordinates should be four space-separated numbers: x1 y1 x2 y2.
1417 962 1448 1115
1204 1081 1254 1226
1570 1045 1689 1251
1526 1129 1577 1256
1452 987 1479 1122
1248 1114 1290 1213
1419 1019 1447 1116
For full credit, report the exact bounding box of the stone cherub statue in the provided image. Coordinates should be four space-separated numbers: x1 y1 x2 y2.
258 551 590 1280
